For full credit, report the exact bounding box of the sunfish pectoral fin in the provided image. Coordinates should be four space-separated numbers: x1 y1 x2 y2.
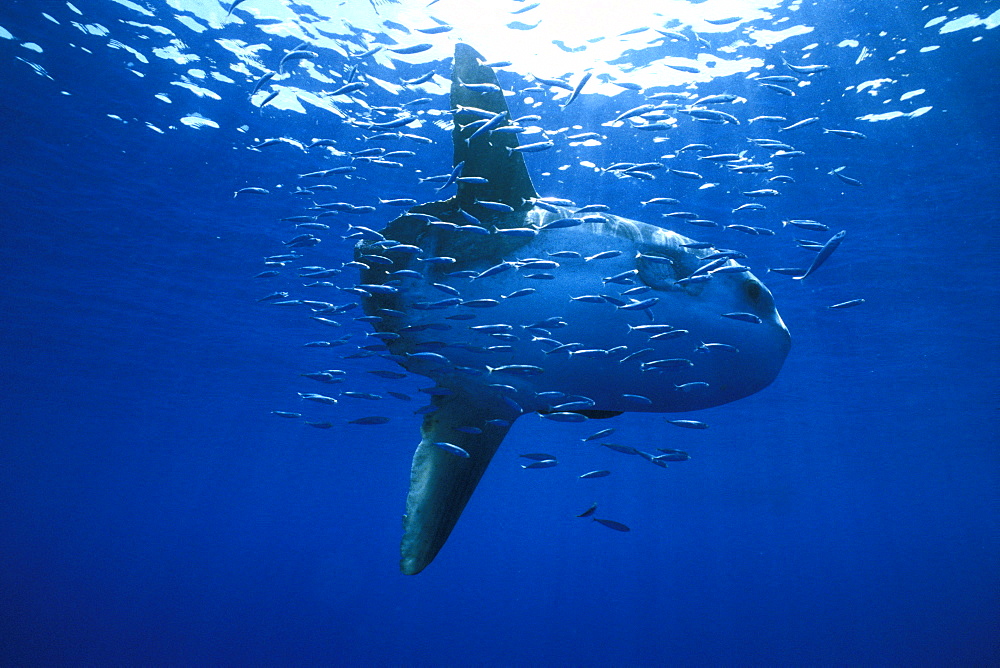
400 391 520 575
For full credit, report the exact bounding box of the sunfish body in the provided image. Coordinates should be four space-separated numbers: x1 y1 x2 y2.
356 44 791 574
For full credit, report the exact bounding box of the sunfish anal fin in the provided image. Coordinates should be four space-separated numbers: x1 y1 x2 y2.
400 391 520 575
451 43 538 213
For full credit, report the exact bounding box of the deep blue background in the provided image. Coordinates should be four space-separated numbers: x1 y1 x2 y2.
1 2 997 665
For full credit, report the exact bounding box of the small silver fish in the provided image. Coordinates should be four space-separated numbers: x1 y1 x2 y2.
259 91 279 108
522 459 558 469
829 166 863 187
586 250 623 262
511 2 539 14
823 128 867 139
462 299 501 308
759 83 795 96
520 453 558 461
601 443 640 455
618 297 659 311
540 412 588 423
593 518 631 532
582 428 615 442
603 269 639 284
497 227 538 239
721 312 763 323
298 393 338 405
545 342 583 355
618 347 655 363
665 419 708 429
487 364 544 375
626 325 674 334
767 268 807 277
641 358 694 371
782 59 830 73
675 381 710 392
695 342 739 354
540 217 584 230
561 72 592 109
507 140 555 154
224 0 249 21
710 265 751 275
570 349 610 359
390 43 434 55
793 230 847 280
669 169 704 180
235 187 269 197
827 298 866 309
433 441 470 457
475 200 515 212
782 219 830 232
780 117 820 132
278 50 318 74
342 392 382 400
649 329 689 341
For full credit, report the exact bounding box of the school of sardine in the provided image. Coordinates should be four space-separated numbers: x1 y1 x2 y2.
234 8 866 534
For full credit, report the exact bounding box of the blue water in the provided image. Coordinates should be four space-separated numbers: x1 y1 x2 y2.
2 1 998 665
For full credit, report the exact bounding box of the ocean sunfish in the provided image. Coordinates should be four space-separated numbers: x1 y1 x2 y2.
355 44 792 575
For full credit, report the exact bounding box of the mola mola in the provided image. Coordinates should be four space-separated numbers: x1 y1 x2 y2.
355 44 791 574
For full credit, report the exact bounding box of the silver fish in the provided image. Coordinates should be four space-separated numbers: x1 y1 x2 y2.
278 50 318 74
433 441 471 457
593 518 631 532
827 298 866 309
721 312 763 323
665 419 708 429
793 230 847 280
561 72 592 109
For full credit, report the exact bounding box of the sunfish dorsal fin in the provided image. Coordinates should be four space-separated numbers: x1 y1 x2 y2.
451 43 537 212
